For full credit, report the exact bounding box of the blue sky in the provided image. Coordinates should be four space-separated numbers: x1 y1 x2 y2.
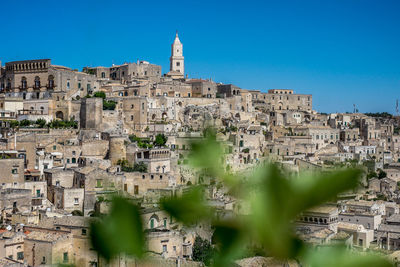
1 0 399 113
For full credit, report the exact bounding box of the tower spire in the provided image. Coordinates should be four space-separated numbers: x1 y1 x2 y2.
170 31 184 76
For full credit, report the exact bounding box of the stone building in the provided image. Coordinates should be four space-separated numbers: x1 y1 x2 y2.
0 231 25 262
126 145 171 173
0 158 25 189
124 172 170 196
0 59 97 101
296 205 339 233
80 97 103 129
84 60 161 83
253 89 312 112
0 189 32 217
24 230 74 266
187 79 217 98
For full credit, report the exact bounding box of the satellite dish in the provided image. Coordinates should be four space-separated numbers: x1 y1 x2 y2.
6 225 12 231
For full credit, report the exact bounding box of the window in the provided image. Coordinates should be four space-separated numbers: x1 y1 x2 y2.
67 81 70 89
72 158 76 163
82 229 87 236
48 75 54 89
151 175 154 180
101 72 105 78
87 84 91 90
96 179 103 188
53 145 57 150
163 245 167 252
34 76 41 88
131 115 134 121
74 198 79 204
21 77 27 89
42 257 46 264
11 168 18 174
176 62 180 66
17 252 24 260
164 218 167 227
131 104 134 109
78 82 81 89
173 246 176 251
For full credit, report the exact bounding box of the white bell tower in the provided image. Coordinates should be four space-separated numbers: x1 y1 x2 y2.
170 31 184 74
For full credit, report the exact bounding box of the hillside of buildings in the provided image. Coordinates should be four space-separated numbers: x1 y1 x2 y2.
0 33 399 266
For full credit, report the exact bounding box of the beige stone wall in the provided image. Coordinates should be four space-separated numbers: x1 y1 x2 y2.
63 188 84 212
147 231 184 259
124 172 170 196
109 136 127 165
3 233 24 261
81 140 109 158
0 158 25 186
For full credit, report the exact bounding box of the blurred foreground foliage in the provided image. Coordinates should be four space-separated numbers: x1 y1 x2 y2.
90 131 393 266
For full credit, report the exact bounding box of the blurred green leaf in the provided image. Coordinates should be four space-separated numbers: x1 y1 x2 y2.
246 165 363 259
189 133 224 178
211 219 247 267
160 186 213 225
291 168 362 215
90 197 145 261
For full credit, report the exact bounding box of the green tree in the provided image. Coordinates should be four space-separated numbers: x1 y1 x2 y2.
9 120 19 128
378 169 387 179
192 236 214 266
367 171 377 179
93 91 106 99
19 119 31 127
133 162 147 172
35 118 47 128
103 100 116 110
154 134 168 147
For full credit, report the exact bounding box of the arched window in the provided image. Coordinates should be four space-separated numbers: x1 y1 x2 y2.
101 72 105 78
34 76 41 89
21 77 27 89
149 215 159 229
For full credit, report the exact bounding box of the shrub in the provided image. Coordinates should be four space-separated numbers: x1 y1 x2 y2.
103 100 116 110
93 91 106 99
35 118 47 128
154 134 168 147
192 236 214 266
